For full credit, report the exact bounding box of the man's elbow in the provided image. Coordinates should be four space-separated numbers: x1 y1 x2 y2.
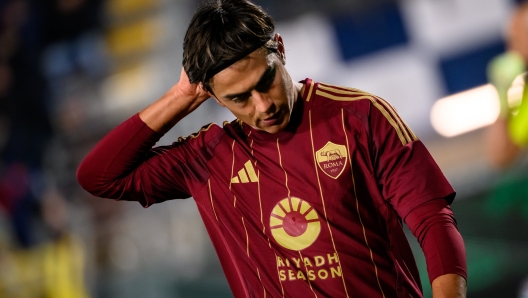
76 161 104 196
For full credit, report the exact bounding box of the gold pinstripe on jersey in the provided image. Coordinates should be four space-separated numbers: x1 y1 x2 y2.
242 217 249 257
276 253 286 298
228 141 270 295
309 110 350 298
229 140 236 190
298 251 318 298
247 139 285 295
207 179 218 221
341 109 386 297
305 80 315 102
256 268 266 298
276 139 291 198
229 141 237 207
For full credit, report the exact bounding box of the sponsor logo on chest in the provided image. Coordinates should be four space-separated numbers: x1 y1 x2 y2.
269 198 343 282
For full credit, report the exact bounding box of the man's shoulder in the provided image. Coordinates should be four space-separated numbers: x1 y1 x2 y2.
311 82 401 118
175 122 225 148
308 82 379 121
311 82 375 109
175 119 244 148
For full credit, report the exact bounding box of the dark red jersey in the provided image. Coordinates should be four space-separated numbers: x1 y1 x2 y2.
78 79 457 297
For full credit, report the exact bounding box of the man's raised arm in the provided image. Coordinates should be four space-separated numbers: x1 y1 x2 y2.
76 68 211 205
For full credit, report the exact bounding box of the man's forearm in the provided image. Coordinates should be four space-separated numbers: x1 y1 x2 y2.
404 200 467 297
432 273 466 298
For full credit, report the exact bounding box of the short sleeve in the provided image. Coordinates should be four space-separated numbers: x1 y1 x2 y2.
368 97 455 218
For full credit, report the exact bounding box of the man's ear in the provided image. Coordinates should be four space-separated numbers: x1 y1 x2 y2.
274 33 286 64
204 82 225 107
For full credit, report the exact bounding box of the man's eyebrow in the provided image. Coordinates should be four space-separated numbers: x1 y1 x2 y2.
223 64 276 100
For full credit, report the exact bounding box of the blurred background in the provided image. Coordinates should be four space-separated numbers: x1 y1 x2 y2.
0 0 527 297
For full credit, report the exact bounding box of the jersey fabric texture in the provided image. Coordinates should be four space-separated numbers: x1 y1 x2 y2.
78 79 460 297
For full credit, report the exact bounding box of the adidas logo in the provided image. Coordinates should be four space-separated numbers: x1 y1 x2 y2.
231 161 258 184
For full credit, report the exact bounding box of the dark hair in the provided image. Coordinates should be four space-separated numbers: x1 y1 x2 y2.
183 0 275 91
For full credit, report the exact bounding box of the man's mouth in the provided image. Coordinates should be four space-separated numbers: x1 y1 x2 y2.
260 111 281 126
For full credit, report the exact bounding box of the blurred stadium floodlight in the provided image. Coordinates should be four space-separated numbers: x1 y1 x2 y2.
431 76 525 138
431 84 500 138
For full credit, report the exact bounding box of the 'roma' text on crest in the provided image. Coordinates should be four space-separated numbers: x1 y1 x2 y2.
315 141 348 179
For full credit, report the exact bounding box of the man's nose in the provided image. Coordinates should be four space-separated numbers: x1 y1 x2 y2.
252 91 273 114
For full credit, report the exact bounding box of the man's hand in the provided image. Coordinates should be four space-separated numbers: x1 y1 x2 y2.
432 273 466 298
139 67 213 133
173 67 212 104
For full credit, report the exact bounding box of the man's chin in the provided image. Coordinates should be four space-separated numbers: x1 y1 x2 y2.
251 111 291 133
260 118 289 134
262 126 282 134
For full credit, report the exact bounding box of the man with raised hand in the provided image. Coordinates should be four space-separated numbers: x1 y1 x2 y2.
78 0 467 297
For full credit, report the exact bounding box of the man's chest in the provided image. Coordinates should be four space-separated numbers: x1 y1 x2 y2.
202 118 379 240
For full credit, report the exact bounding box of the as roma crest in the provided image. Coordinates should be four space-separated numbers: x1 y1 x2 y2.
316 141 348 179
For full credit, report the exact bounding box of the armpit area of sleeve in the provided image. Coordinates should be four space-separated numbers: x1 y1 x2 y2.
381 140 456 219
397 189 456 220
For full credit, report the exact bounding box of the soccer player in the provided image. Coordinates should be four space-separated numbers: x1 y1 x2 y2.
77 0 467 297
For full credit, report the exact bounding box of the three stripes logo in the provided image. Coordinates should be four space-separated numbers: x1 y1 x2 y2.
231 160 258 184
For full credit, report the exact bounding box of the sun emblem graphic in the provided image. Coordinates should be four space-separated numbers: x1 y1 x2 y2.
270 197 321 251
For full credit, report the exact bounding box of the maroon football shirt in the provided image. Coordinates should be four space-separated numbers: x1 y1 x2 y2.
78 79 455 297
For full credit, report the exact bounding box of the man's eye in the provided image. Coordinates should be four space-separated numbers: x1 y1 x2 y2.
233 94 250 103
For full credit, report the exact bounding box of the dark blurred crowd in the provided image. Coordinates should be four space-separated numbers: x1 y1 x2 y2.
0 0 105 296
